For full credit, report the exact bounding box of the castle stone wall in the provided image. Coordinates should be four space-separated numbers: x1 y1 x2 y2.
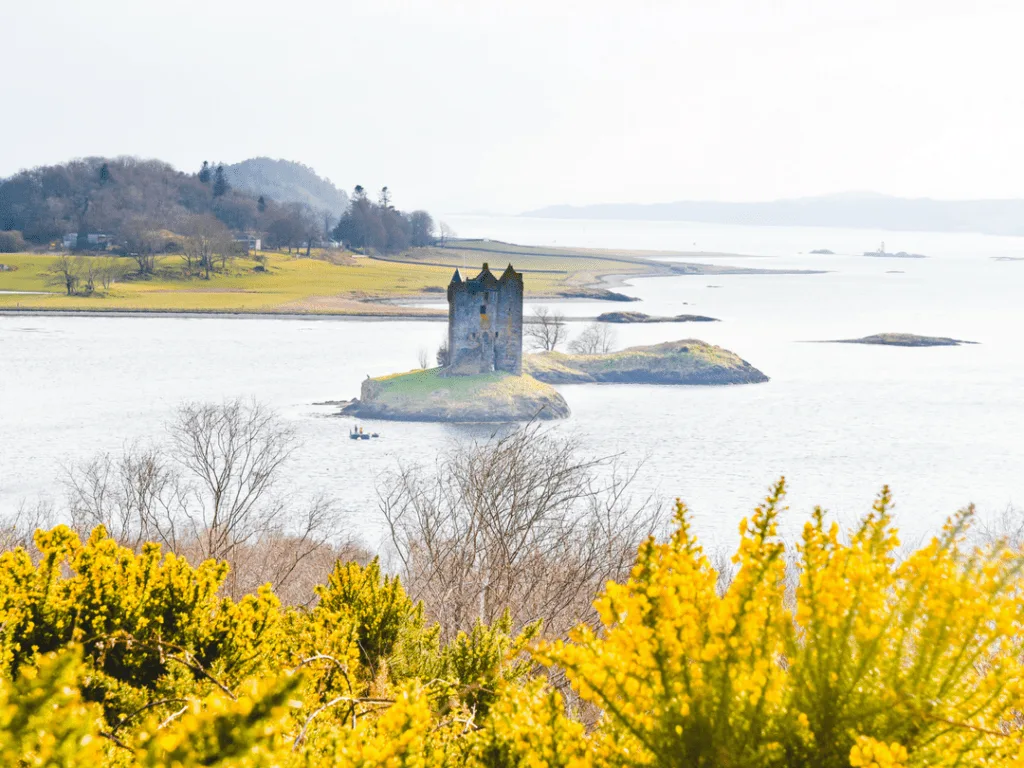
446 263 523 375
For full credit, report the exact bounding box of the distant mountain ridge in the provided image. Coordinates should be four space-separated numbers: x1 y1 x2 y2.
524 194 1024 236
224 158 349 216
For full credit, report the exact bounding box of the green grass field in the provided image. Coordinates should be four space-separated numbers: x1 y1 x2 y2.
0 242 669 315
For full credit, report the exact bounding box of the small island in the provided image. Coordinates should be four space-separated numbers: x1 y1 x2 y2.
863 242 926 259
810 249 834 255
340 368 569 422
823 333 977 347
342 263 571 422
524 340 768 385
596 311 719 323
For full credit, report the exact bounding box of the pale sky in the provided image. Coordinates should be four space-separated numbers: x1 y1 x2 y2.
4 0 1024 213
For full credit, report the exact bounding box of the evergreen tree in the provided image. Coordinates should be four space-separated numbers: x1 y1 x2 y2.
213 164 229 197
198 160 211 184
98 162 111 185
257 195 266 213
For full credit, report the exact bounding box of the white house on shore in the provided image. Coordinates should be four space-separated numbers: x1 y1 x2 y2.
235 235 262 253
62 233 111 250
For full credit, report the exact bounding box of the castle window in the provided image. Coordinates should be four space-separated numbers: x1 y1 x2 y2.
480 305 486 315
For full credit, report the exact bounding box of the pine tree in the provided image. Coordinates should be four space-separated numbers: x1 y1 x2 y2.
257 195 266 213
98 162 111 185
198 160 211 184
213 164 229 197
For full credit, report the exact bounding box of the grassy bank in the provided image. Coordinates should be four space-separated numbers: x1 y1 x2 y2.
0 251 454 315
0 242 669 315
0 240 811 316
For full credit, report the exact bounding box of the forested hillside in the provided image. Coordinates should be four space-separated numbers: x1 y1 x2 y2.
0 157 435 255
224 157 349 216
0 157 306 249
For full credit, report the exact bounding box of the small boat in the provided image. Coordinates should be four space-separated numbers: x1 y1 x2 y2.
350 426 371 440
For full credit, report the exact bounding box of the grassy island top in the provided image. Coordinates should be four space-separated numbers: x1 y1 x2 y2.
368 367 551 398
524 339 768 385
346 367 570 422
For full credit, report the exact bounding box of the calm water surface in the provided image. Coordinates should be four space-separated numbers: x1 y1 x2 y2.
2 217 1023 549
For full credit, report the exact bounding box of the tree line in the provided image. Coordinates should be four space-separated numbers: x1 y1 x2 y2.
332 185 435 253
0 156 437 259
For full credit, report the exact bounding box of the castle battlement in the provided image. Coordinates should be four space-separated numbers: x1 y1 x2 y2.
446 262 523 375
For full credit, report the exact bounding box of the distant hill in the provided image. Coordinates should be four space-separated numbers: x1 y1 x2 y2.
524 193 1024 236
224 158 348 216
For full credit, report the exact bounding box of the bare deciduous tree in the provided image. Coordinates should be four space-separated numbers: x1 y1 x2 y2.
379 423 662 643
525 307 568 352
181 214 232 279
64 399 348 601
80 255 97 294
569 323 617 355
96 256 128 290
66 442 181 551
168 400 295 563
121 217 164 275
417 348 430 369
0 500 54 556
46 254 80 295
438 221 455 247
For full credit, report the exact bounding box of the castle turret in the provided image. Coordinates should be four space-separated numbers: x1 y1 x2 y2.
446 263 523 375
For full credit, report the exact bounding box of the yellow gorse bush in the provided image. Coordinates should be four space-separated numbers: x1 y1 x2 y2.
541 480 1024 767
1 481 1023 766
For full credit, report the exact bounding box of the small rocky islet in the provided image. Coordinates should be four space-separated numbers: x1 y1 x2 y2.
524 340 767 385
596 311 719 323
823 333 977 347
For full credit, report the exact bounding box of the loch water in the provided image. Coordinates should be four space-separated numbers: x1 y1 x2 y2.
2 216 1023 550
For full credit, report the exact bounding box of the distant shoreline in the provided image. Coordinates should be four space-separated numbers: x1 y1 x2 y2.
521 196 1024 238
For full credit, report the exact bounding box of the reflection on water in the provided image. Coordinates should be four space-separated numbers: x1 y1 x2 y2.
2 218 1023 550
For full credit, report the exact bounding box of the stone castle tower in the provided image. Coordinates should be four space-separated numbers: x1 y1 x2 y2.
446 263 523 375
